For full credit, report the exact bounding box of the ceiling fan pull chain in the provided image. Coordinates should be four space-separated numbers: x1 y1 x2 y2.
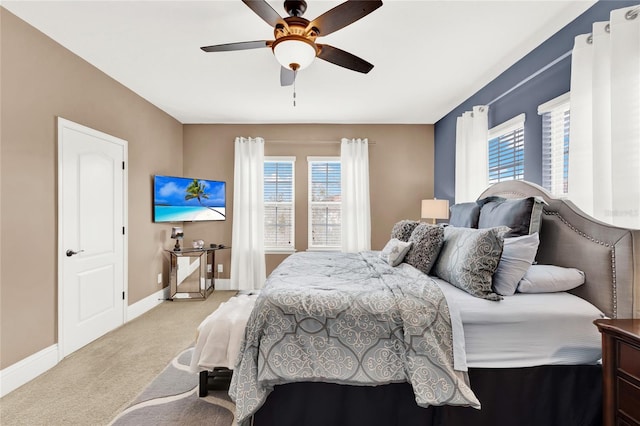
293 69 297 107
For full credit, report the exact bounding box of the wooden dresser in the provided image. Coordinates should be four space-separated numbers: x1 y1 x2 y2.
594 319 640 426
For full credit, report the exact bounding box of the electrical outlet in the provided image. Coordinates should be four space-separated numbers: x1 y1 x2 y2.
207 264 212 273
157 273 162 284
217 264 223 273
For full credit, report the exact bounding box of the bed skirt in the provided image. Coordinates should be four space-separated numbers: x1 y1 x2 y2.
253 365 602 426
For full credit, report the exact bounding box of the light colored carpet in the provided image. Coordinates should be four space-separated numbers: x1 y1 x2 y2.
0 290 236 425
109 347 235 426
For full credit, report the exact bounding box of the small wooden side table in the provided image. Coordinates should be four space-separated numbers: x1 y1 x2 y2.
594 319 640 426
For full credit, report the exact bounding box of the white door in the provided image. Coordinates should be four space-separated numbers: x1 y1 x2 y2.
58 117 127 358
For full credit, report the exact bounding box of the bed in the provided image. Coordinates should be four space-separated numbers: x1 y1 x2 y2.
210 181 640 425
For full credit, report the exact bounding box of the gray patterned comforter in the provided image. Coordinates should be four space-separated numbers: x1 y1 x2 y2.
229 251 480 424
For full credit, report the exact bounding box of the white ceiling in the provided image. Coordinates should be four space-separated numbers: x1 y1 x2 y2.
3 0 595 124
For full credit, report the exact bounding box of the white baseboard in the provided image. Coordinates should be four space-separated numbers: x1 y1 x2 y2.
0 344 58 397
127 286 170 321
214 278 232 290
0 287 171 398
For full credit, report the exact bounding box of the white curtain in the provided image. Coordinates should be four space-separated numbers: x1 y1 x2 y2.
230 137 266 290
568 6 640 228
341 138 371 252
455 105 489 203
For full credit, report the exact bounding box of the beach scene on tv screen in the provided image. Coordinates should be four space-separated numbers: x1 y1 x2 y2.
154 175 226 222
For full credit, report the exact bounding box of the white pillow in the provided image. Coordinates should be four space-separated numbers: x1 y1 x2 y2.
380 238 413 267
517 264 585 293
493 233 540 296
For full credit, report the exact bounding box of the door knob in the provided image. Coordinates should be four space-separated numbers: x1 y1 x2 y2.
66 249 84 257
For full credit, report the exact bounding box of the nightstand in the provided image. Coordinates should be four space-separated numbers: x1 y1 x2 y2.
594 319 640 426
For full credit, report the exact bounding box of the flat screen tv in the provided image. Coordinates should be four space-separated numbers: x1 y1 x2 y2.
153 175 226 222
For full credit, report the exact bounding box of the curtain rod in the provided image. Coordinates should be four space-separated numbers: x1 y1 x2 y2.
488 5 638 107
266 139 376 145
487 49 572 107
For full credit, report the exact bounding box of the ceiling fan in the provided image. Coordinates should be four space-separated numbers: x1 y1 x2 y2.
201 0 383 86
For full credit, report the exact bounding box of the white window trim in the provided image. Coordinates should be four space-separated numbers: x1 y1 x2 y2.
305 247 341 252
265 248 297 254
266 156 296 162
538 92 570 115
264 156 296 253
307 156 338 163
307 156 341 251
488 113 526 139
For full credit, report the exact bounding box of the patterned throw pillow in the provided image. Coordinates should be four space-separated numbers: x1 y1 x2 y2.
404 223 444 275
432 226 508 301
380 238 413 267
390 220 420 242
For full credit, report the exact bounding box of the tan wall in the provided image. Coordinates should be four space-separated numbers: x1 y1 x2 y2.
0 9 183 368
0 7 435 372
183 124 435 276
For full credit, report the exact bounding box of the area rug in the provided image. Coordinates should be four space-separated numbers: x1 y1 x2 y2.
109 347 235 426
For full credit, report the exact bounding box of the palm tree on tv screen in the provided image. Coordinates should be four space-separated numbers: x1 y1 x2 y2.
185 179 209 205
184 179 225 218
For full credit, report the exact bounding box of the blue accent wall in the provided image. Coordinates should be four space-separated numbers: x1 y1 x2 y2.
434 0 639 202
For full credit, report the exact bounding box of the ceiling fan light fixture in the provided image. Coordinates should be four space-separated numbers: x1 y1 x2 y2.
272 36 317 71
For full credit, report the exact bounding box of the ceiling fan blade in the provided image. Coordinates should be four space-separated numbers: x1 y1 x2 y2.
307 0 383 37
200 40 270 52
317 44 374 74
242 0 285 28
280 67 295 86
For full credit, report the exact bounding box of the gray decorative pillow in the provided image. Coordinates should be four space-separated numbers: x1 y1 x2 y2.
478 196 546 237
390 220 420 242
404 223 444 275
449 202 481 228
380 238 413 267
432 226 508 301
492 233 540 296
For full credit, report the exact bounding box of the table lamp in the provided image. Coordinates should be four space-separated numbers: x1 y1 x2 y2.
421 199 449 224
171 226 184 251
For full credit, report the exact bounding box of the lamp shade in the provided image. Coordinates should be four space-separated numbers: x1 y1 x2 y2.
273 37 317 70
170 226 184 240
421 199 449 220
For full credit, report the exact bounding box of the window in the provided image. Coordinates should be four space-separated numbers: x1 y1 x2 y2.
538 93 570 196
308 157 341 250
488 113 525 184
264 157 295 252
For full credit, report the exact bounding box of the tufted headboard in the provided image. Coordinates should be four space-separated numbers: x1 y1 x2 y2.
479 180 639 319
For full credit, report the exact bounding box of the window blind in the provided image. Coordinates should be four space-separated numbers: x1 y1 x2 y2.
538 93 570 196
264 158 295 251
308 158 341 249
488 114 525 184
